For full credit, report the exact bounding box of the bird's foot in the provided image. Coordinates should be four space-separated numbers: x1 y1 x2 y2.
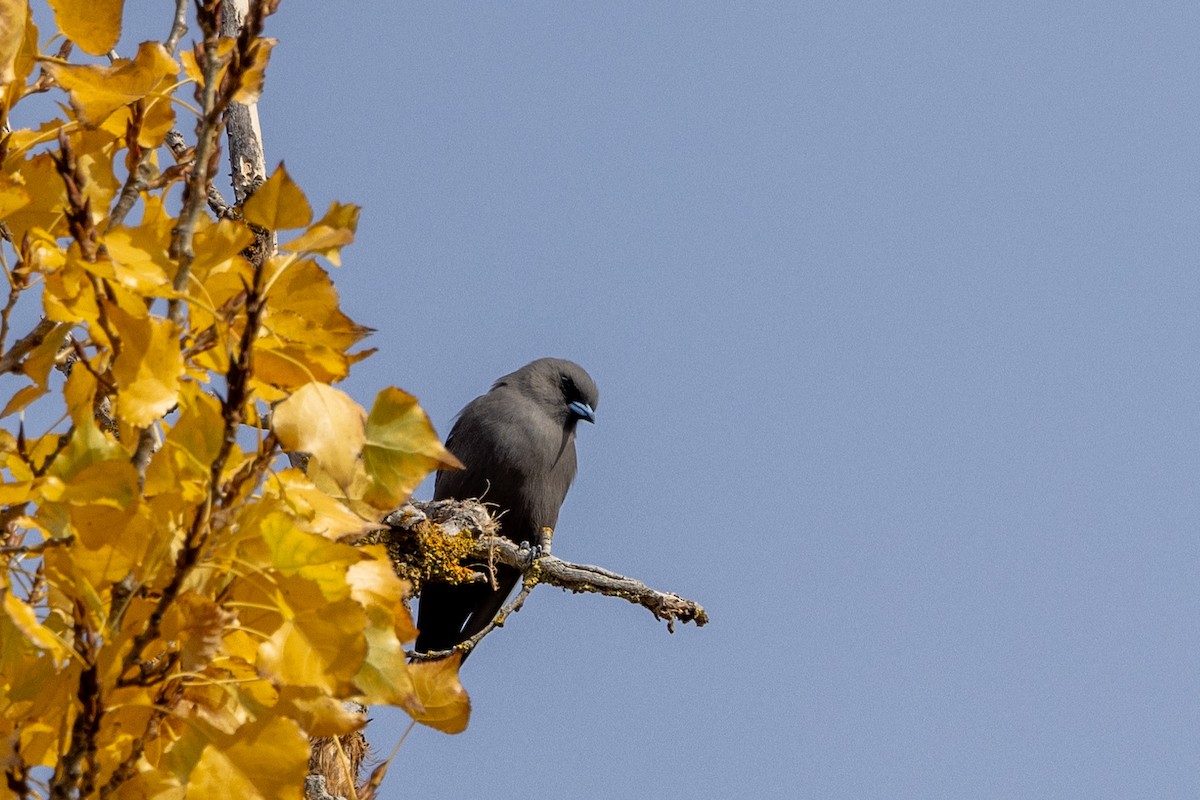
517 540 546 566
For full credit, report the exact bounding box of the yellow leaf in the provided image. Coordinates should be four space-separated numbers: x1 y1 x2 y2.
103 195 176 294
20 321 68 386
257 599 367 695
108 769 184 800
279 202 359 266
0 385 43 419
253 334 352 390
241 163 311 231
162 592 235 673
0 171 31 219
191 215 255 282
178 717 309 800
347 552 421 706
263 257 372 352
272 382 365 490
180 40 224 86
346 553 411 613
7 153 69 241
274 686 366 737
44 41 178 126
144 386 224 501
0 0 29 86
0 321 68 417
63 362 97 425
394 595 420 645
268 468 373 541
47 0 123 56
0 599 67 707
41 243 101 326
63 459 138 508
0 479 34 504
43 542 107 625
362 387 463 509
346 552 418 642
221 573 293 651
70 502 164 585
0 427 16 456
47 416 124 482
176 673 247 735
93 694 156 779
221 627 261 666
5 118 67 159
187 218 254 363
233 38 275 104
95 102 173 154
180 38 250 100
408 654 471 734
353 610 419 708
107 303 184 426
72 127 121 225
257 510 361 600
140 92 175 147
16 720 62 770
2 591 68 661
307 461 378 523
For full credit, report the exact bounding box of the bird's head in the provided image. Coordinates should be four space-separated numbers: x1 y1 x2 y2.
498 358 598 427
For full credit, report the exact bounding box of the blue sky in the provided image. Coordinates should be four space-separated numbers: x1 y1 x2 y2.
268 4 1197 797
20 2 1200 797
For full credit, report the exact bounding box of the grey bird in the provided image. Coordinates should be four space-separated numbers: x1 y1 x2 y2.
415 358 598 657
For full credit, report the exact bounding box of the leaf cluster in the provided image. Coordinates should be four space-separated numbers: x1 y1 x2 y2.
0 3 467 797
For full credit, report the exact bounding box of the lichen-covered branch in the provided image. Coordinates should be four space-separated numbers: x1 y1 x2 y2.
383 499 709 660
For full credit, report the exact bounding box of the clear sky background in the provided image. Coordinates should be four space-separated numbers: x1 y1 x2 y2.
23 2 1200 797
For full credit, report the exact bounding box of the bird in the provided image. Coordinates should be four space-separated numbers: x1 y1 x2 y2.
415 358 598 657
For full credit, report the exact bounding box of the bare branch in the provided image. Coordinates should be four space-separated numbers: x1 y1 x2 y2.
164 0 190 54
491 537 709 630
131 426 158 485
107 153 155 229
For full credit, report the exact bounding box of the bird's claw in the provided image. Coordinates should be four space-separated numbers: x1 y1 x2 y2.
518 540 545 566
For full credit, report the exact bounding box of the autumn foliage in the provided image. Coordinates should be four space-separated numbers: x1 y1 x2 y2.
0 2 469 797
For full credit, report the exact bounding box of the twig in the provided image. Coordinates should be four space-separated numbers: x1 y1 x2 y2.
461 580 534 653
0 318 60 374
166 0 230 328
164 0 190 54
0 537 71 557
164 130 229 217
107 98 155 231
0 239 25 354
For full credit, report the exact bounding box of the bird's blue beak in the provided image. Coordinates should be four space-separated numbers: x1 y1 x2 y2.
568 400 596 424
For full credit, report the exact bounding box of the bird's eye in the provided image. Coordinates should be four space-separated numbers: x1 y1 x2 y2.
559 374 575 396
